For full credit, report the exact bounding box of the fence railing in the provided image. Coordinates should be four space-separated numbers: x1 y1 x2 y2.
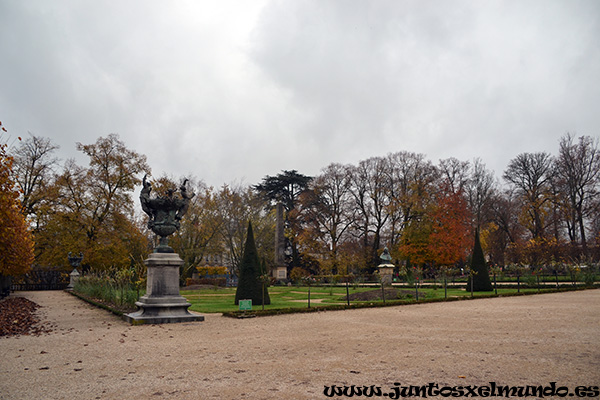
10 283 69 291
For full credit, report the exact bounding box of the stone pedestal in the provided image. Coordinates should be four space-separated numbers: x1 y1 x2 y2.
67 268 80 290
377 263 395 286
124 253 204 325
272 266 287 280
273 203 288 282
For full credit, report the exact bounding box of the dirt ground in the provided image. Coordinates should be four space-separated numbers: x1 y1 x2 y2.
1 289 599 399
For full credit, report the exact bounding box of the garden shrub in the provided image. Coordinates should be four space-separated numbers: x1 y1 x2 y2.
186 277 227 287
466 230 493 292
73 268 139 308
583 270 596 286
196 266 228 276
289 267 309 284
234 222 270 305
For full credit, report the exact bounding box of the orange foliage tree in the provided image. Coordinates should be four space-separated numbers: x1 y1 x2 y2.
0 121 34 277
428 188 473 267
399 186 472 272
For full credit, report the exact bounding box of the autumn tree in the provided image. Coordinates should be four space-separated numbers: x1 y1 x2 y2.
428 186 472 268
348 157 391 269
76 134 149 241
398 215 433 267
389 152 438 272
503 152 554 239
386 152 438 255
35 134 150 270
589 199 600 258
210 184 274 276
555 133 600 255
12 134 60 220
34 159 86 265
398 183 472 273
481 223 509 266
296 163 354 274
438 157 470 194
490 189 525 242
162 177 223 279
0 121 34 285
466 158 496 230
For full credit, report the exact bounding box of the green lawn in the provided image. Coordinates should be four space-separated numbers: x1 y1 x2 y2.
181 285 547 314
182 285 372 313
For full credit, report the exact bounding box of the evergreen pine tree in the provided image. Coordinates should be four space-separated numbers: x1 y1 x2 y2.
235 222 270 305
466 229 493 292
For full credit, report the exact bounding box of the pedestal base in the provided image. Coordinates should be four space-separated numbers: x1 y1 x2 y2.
124 295 204 325
124 252 204 325
67 268 80 290
378 264 395 286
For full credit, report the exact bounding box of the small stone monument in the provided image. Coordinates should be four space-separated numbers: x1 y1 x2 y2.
66 252 83 290
125 176 204 324
377 247 395 286
272 202 287 280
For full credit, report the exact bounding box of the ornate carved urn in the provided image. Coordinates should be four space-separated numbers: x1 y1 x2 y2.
140 175 193 253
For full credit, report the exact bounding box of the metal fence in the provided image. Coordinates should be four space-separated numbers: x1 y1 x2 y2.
10 283 69 291
8 267 69 293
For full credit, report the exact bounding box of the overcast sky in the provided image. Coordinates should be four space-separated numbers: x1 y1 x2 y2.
1 0 599 188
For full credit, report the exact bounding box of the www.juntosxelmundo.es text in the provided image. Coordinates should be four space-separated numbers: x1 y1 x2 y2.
323 382 599 398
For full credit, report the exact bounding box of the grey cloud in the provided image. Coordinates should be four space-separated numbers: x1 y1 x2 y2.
1 0 598 187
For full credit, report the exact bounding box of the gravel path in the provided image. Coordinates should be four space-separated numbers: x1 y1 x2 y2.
1 290 599 399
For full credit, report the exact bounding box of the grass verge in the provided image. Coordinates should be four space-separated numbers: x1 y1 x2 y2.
182 285 597 318
67 290 137 317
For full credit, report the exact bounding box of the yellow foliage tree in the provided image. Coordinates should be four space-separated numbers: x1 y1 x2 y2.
34 134 150 270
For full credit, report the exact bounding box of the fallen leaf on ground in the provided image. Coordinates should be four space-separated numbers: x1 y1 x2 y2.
0 297 52 337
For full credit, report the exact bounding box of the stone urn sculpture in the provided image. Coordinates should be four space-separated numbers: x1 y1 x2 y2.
140 175 193 253
66 252 83 290
125 176 204 324
377 247 395 286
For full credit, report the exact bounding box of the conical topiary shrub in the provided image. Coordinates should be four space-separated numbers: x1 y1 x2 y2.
466 229 493 292
234 222 270 305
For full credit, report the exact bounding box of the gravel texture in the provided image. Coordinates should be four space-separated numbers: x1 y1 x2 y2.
0 289 599 399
